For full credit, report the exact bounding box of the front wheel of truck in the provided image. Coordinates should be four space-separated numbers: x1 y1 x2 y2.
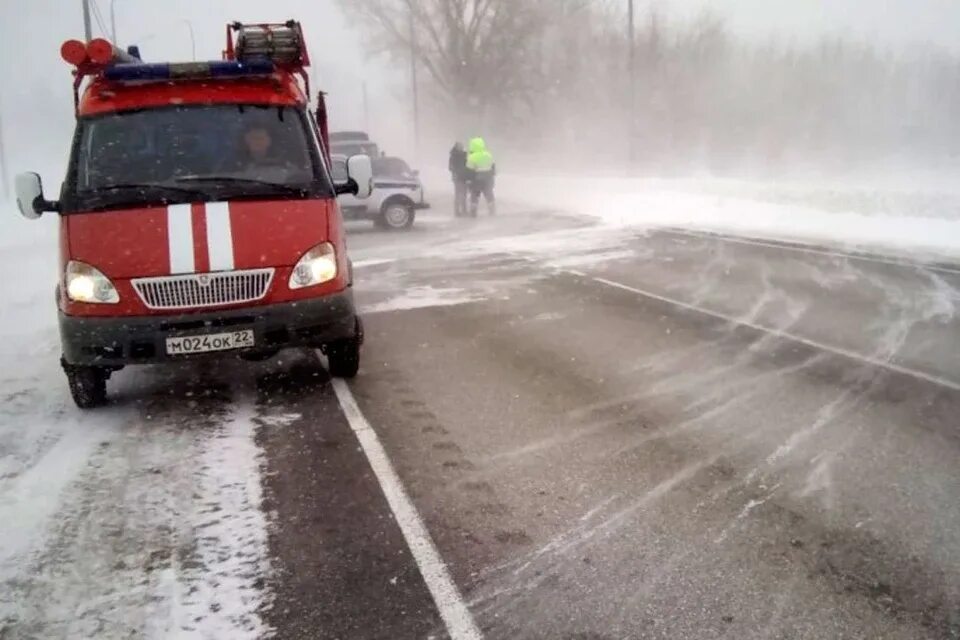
64 363 108 409
327 337 361 378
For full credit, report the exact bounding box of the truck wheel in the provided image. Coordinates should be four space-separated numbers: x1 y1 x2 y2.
65 365 108 409
379 203 415 230
327 337 361 378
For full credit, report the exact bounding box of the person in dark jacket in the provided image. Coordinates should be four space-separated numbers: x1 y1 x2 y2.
448 142 468 217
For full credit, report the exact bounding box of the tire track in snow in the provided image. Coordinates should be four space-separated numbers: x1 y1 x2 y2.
0 372 273 639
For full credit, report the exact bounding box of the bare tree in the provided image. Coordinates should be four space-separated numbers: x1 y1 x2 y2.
345 0 960 171
341 0 561 126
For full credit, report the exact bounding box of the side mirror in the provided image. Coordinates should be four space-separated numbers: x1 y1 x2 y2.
347 154 373 199
15 172 58 219
411 169 420 178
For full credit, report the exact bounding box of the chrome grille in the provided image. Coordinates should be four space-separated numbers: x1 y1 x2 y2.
133 269 275 310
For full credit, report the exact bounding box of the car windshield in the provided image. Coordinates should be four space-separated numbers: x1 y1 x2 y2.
372 156 413 179
68 104 330 210
331 141 379 157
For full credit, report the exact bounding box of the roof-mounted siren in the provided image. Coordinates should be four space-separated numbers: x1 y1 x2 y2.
60 39 90 66
225 20 311 95
60 37 141 68
87 38 142 65
60 37 142 114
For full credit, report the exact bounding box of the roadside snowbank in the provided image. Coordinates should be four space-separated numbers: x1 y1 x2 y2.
419 168 960 261
492 174 960 261
0 202 83 570
0 201 130 631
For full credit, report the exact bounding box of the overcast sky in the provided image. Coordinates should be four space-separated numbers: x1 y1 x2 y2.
1 0 958 181
657 0 960 52
0 0 387 180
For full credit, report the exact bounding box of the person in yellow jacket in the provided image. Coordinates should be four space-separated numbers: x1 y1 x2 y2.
465 137 496 216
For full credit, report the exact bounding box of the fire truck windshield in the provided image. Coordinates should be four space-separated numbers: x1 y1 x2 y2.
64 104 333 212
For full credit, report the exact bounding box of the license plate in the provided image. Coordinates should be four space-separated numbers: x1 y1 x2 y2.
166 330 255 355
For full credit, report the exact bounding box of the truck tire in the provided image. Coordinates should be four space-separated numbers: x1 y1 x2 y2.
378 202 415 230
327 337 361 378
65 364 108 409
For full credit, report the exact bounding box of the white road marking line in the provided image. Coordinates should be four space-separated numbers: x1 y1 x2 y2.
587 274 960 392
331 378 483 640
167 203 195 274
205 202 235 271
658 227 960 275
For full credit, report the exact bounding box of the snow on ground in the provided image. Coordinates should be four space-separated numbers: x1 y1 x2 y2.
154 394 273 639
419 168 960 262
0 203 273 638
0 206 94 579
2 381 273 639
361 284 484 314
2 165 957 635
493 174 960 261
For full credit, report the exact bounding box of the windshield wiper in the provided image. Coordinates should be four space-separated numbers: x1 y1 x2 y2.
88 183 203 197
174 176 309 194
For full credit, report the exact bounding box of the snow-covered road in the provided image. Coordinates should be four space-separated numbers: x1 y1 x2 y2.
1 182 958 638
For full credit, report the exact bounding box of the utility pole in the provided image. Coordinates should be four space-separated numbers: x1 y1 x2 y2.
110 0 118 43
628 0 636 169
362 80 370 132
82 0 93 40
409 9 420 164
0 100 9 200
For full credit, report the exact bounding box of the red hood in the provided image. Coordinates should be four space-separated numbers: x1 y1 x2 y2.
66 199 334 279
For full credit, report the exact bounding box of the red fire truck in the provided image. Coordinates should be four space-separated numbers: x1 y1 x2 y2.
14 21 373 408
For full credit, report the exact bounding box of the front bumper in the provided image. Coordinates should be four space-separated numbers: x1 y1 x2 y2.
60 290 359 367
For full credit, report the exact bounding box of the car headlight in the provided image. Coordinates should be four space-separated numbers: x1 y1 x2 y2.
289 242 338 289
65 260 119 304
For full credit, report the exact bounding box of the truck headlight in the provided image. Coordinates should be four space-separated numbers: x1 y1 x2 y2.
66 260 119 304
289 242 338 289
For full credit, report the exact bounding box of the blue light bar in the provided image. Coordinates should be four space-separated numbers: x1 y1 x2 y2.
103 60 275 82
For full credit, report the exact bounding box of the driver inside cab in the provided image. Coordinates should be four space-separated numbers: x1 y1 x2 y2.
243 126 274 162
237 124 309 183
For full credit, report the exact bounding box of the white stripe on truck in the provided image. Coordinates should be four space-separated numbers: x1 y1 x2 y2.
167 203 195 274
205 202 235 272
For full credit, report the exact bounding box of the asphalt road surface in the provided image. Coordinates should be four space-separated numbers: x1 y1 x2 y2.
3 201 959 639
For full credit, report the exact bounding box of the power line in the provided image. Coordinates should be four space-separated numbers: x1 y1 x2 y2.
90 0 104 31
91 2 108 36
90 0 109 38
